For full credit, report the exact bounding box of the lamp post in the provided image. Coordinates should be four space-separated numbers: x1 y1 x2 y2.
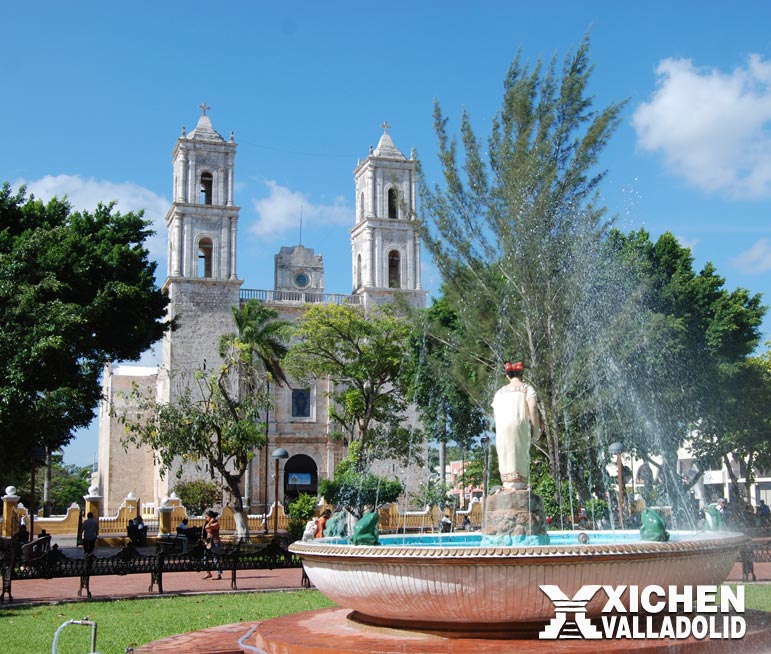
29 446 47 539
263 380 271 535
480 436 490 530
609 442 624 530
271 447 289 536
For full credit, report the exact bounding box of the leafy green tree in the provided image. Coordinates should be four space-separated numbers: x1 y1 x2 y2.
287 493 319 541
0 183 168 481
409 479 454 510
418 36 627 485
20 453 91 511
318 444 403 518
605 230 765 505
284 303 418 466
173 479 221 516
409 297 488 485
688 350 771 502
221 300 290 387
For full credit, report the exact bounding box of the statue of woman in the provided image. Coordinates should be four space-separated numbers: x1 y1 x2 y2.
491 361 541 489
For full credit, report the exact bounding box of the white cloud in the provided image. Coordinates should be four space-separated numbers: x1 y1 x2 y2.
12 174 169 263
674 234 699 252
732 238 771 273
633 54 771 198
250 179 353 238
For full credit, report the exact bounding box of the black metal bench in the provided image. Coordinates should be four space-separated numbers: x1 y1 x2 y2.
0 537 301 603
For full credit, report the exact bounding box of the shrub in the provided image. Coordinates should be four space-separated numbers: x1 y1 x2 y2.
173 479 220 516
287 493 319 541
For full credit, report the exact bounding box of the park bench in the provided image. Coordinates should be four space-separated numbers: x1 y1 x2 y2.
156 526 204 554
0 536 300 603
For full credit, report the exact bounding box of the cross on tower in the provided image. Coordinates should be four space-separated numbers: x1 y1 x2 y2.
199 102 211 116
380 121 391 133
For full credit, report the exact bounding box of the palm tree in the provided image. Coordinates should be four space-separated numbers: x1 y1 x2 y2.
220 300 290 387
219 300 291 538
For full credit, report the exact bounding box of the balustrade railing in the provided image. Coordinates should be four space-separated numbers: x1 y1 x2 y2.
240 288 361 306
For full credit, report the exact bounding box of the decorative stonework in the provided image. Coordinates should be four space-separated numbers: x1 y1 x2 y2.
290 532 749 625
482 488 549 545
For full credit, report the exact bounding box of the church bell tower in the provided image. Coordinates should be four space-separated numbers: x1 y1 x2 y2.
350 123 426 309
160 104 242 399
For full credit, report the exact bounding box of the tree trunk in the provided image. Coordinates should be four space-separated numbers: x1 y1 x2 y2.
43 447 52 511
225 474 250 541
439 440 447 487
233 508 250 542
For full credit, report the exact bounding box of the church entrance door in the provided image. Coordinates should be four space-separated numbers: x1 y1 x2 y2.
284 454 318 503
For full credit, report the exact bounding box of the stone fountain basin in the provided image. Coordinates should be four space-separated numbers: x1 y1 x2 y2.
289 531 749 627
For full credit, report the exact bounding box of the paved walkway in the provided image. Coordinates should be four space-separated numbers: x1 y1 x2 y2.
3 538 305 606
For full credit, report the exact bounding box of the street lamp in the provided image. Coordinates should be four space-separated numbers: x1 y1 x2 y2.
29 446 47 539
480 437 490 494
609 442 625 530
480 436 490 530
271 448 289 536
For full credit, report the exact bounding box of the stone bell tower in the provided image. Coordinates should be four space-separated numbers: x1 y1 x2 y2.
159 104 242 400
350 123 426 310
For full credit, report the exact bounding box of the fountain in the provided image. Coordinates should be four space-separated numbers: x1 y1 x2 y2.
272 366 766 652
252 360 770 653
269 526 767 654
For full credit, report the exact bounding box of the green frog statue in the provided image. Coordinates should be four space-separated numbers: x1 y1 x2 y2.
350 511 380 546
639 508 670 542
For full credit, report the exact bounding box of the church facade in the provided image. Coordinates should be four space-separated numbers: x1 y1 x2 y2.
96 109 426 515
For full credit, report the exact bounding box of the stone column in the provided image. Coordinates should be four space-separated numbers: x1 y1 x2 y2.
221 219 230 279
158 497 173 535
415 234 422 290
171 215 182 277
84 485 102 518
230 216 238 279
2 487 20 537
183 215 193 277
367 168 376 217
364 228 374 287
122 491 138 519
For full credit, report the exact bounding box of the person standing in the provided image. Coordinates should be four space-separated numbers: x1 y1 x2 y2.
314 509 332 538
491 361 541 490
203 510 222 580
81 512 99 556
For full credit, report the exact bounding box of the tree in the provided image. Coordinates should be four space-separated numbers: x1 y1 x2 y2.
318 443 403 518
409 297 488 486
605 229 765 507
418 36 627 485
121 301 290 540
284 303 418 466
173 479 221 517
0 183 168 481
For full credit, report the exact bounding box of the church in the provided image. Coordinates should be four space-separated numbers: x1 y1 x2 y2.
96 108 426 515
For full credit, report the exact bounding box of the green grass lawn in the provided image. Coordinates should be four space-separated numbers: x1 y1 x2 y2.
0 590 335 654
1 586 769 654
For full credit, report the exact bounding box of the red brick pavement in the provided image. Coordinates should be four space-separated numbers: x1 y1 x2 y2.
4 567 305 605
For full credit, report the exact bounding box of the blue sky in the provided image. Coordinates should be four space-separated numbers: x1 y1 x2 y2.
3 2 771 467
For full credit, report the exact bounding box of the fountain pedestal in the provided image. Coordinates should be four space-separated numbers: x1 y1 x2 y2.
482 488 549 544
248 607 771 654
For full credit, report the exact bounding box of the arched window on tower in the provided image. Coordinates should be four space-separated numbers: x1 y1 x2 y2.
356 254 362 290
198 237 213 278
387 188 398 219
388 250 401 289
200 172 213 205
359 192 365 221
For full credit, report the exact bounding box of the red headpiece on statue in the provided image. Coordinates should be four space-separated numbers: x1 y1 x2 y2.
504 361 524 373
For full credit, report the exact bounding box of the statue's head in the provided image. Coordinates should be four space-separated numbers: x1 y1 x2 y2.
504 361 524 379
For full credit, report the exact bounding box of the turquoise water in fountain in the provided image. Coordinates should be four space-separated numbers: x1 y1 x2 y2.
318 530 711 548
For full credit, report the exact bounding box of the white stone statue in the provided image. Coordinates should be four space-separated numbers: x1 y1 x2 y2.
491 361 541 489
